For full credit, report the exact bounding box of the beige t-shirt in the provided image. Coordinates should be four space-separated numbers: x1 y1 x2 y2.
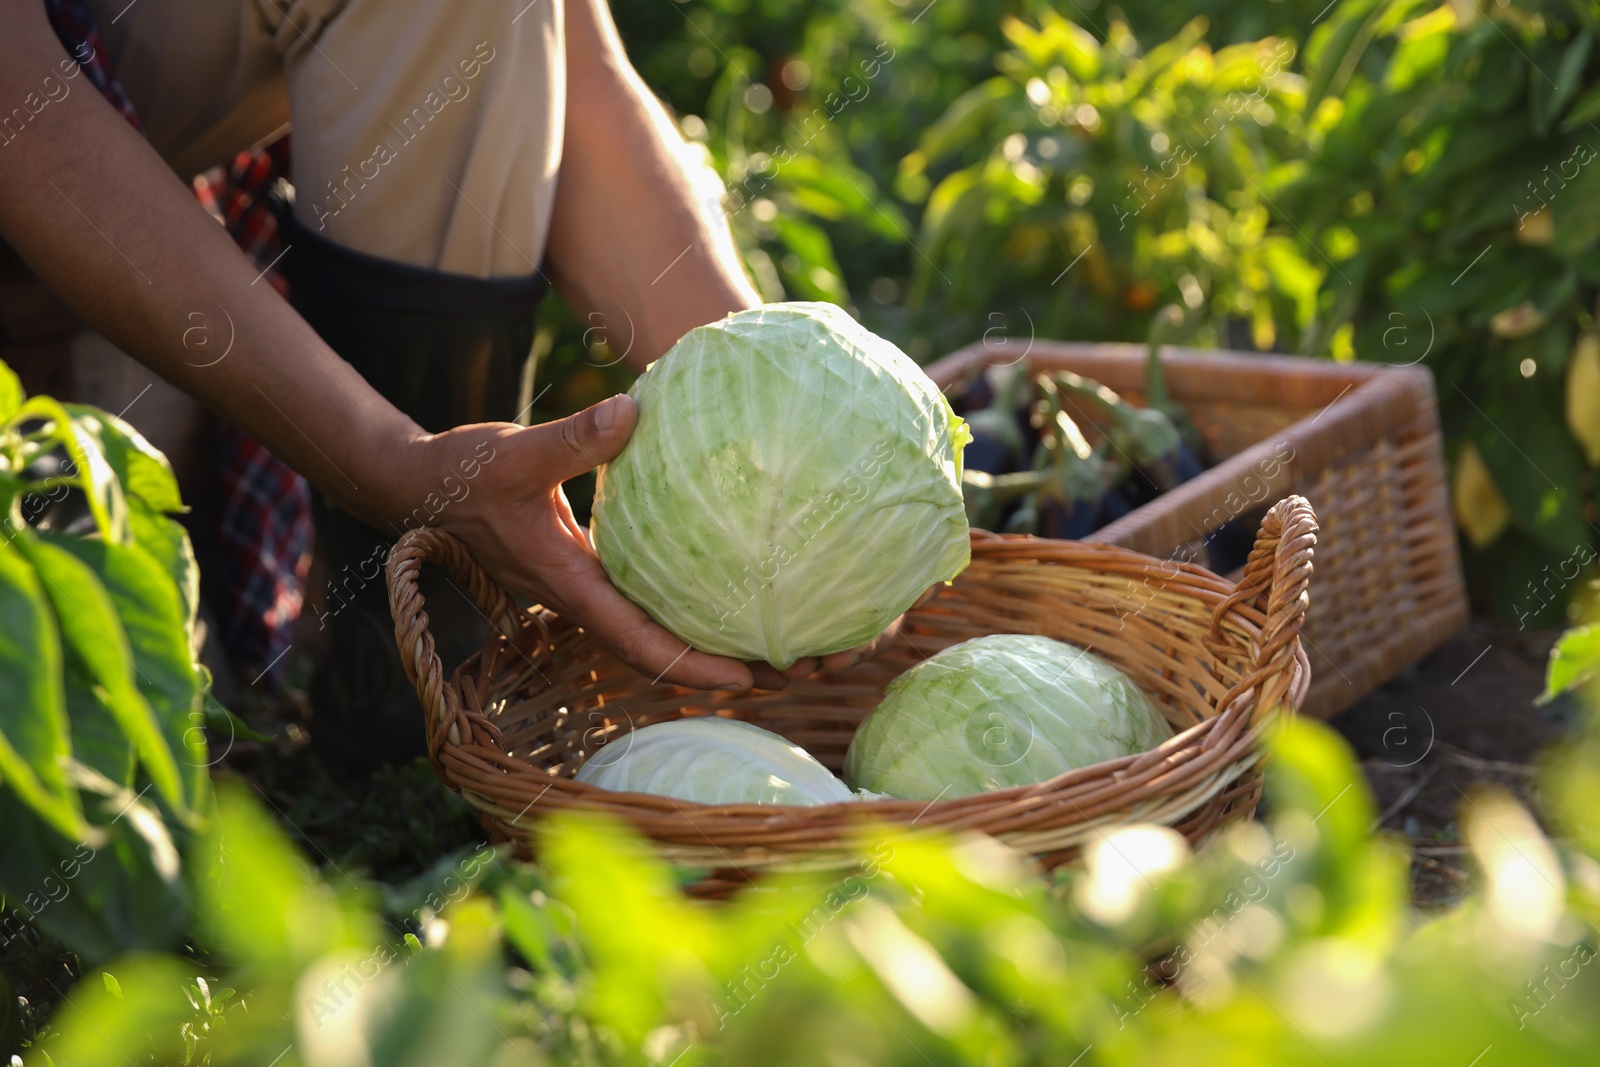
88 0 565 279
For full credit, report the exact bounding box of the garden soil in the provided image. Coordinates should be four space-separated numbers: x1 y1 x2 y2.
1333 616 1574 906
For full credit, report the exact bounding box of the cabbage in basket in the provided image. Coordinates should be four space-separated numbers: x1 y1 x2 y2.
591 302 971 670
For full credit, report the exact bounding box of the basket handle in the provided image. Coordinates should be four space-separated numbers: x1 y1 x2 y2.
386 527 520 746
1207 495 1317 719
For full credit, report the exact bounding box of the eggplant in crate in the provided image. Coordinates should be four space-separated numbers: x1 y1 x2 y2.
954 355 1251 567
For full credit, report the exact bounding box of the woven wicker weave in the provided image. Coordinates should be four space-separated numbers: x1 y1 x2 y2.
386 493 1317 894
926 341 1465 721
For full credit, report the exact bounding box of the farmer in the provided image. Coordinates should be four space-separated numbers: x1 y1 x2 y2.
0 0 892 763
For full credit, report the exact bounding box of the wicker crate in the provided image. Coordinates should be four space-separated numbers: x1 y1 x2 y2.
387 499 1316 895
925 340 1467 721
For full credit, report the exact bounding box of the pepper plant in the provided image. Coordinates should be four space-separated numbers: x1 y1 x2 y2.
851 0 1600 624
0 358 213 963
902 12 1321 352
24 687 1600 1065
1277 0 1600 624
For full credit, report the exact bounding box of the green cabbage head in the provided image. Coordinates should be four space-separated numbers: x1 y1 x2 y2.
574 717 854 805
843 634 1173 799
590 302 971 669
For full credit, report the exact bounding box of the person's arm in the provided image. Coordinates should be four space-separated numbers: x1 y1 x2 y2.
549 0 762 370
0 0 758 691
546 0 921 677
547 0 917 677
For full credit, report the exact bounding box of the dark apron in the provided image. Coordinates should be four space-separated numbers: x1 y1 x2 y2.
276 203 549 768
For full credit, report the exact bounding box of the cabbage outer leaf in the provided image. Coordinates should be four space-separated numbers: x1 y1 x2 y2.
843 634 1172 799
591 302 970 669
575 717 855 806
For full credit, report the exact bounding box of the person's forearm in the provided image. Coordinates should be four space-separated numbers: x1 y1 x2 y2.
0 2 431 528
549 0 761 370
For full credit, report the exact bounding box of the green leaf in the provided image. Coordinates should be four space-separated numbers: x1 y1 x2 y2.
1266 718 1406 945
1261 236 1323 328
771 215 848 300
1392 248 1513 318
30 956 201 1064
498 885 560 974
777 155 910 241
1536 30 1592 136
912 77 1015 168
543 811 710 1043
40 533 207 809
1425 115 1527 187
63 404 184 514
1384 15 1450 93
1304 0 1389 117
1469 40 1526 114
14 395 127 545
1141 17 1211 83
1553 144 1600 257
1548 32 1587 127
0 359 23 422
198 782 374 972
1560 78 1600 132
915 165 989 303
1543 623 1600 700
11 533 187 815
128 504 200 640
0 764 187 962
63 665 136 789
203 680 274 744
1471 400 1590 554
1476 527 1567 630
0 538 85 840
360 898 509 1067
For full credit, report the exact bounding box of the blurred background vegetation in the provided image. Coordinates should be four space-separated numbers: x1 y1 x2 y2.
11 0 1600 1062
524 0 1600 628
17 635 1600 1065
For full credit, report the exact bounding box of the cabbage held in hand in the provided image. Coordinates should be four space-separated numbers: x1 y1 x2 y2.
843 634 1172 799
574 717 853 805
591 302 970 670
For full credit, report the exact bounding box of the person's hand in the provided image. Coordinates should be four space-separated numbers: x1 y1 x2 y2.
770 584 939 682
422 394 758 690
423 395 925 691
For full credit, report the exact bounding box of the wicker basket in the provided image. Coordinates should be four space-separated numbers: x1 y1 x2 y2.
926 341 1466 721
386 495 1317 894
